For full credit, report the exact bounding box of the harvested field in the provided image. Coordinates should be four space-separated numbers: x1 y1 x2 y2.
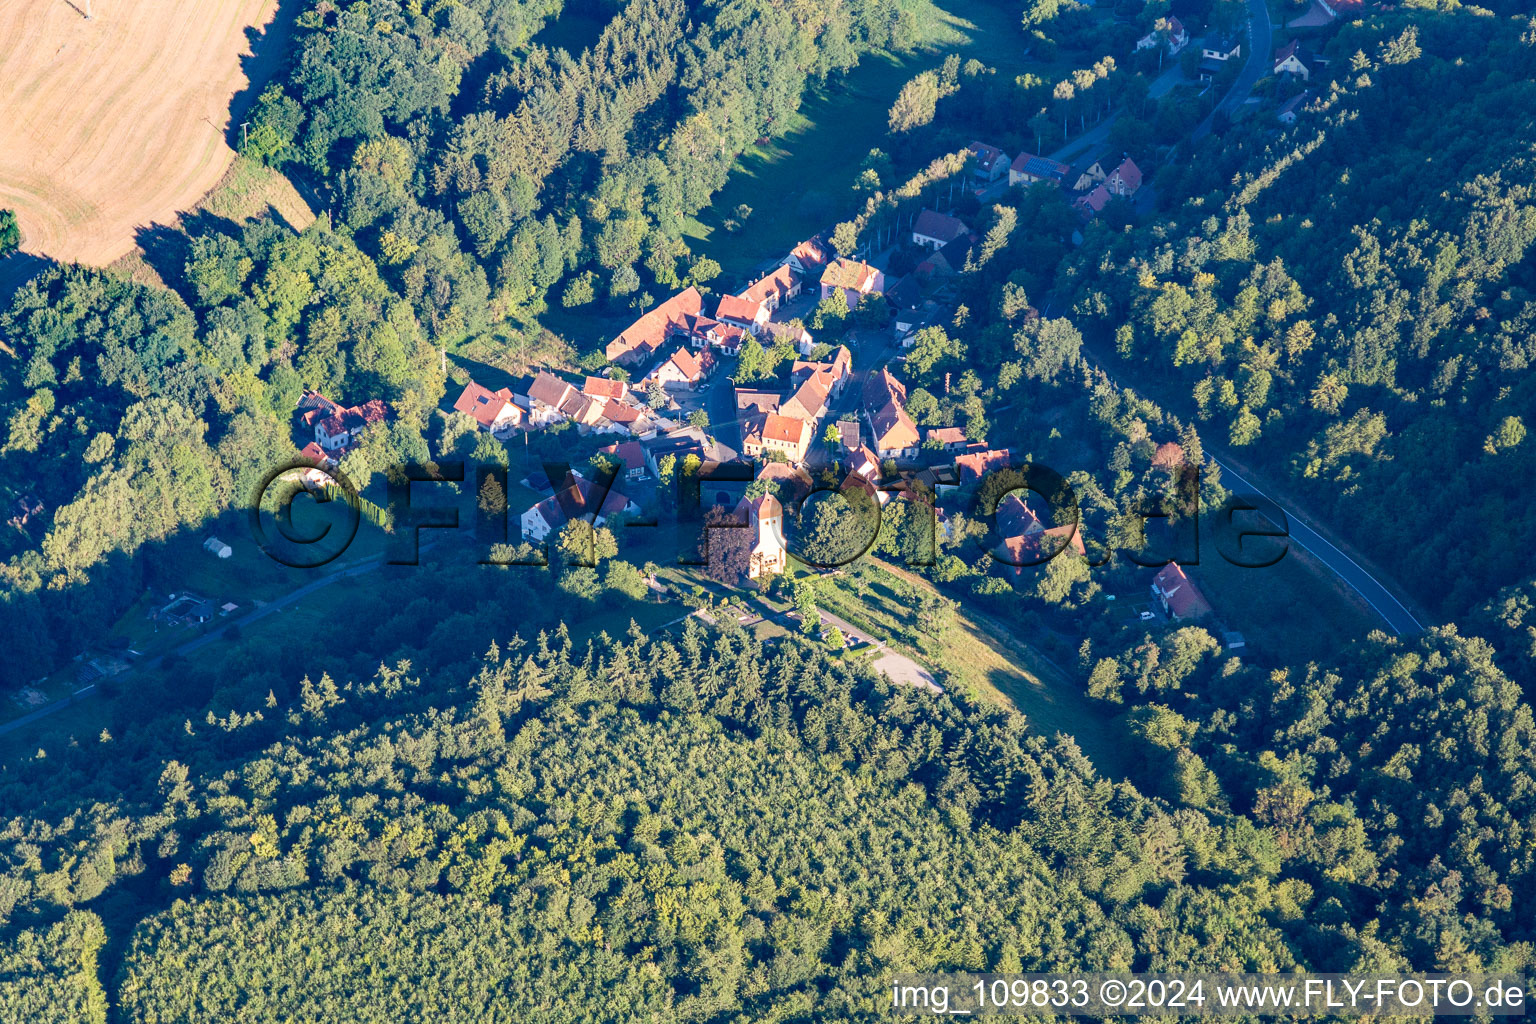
0 0 287 265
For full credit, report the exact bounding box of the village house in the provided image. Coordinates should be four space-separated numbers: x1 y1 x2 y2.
560 391 610 433
1277 90 1312 124
1009 152 1070 188
1136 15 1189 56
862 367 921 461
641 426 728 478
739 264 801 314
520 472 637 543
742 412 813 463
1199 32 1243 81
954 447 1012 484
925 426 969 452
680 312 748 354
646 346 713 391
605 286 704 365
969 141 1010 183
1074 185 1113 219
736 388 782 423
820 258 885 312
1151 562 1213 620
846 444 880 482
596 440 651 483
298 391 388 453
1273 40 1317 81
714 293 770 335
782 236 832 277
583 376 629 404
453 381 523 438
910 208 970 251
1065 156 1108 193
790 345 852 394
736 493 788 578
524 371 577 427
595 399 656 439
779 370 833 424
994 493 1086 576
1105 157 1143 198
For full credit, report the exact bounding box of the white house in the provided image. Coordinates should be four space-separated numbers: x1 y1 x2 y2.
520 472 637 543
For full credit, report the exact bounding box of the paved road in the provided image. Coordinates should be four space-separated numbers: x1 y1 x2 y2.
1079 350 1425 636
0 544 414 738
1193 0 1273 140
1202 453 1424 636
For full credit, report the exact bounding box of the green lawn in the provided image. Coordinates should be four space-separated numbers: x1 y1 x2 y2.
824 561 1133 779
683 0 1035 279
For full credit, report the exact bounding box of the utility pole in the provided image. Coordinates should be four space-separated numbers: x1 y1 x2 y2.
84 0 93 18
240 122 250 149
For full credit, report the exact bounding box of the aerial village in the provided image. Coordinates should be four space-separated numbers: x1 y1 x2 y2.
291 137 1229 633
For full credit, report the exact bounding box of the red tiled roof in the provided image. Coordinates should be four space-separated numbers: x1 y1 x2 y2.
954 448 1012 482
762 413 810 446
606 287 704 363
535 473 632 530
666 347 704 381
863 368 918 452
1153 563 1213 619
598 440 646 475
584 376 627 400
926 426 967 446
453 381 517 430
1112 158 1143 192
601 400 643 425
969 141 1007 173
741 265 797 306
299 442 333 465
1075 185 1112 215
714 293 764 325
527 371 575 409
912 209 969 244
789 237 831 269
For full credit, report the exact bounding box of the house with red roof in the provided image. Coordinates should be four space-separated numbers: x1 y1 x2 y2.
597 440 651 483
862 367 920 461
453 381 523 438
743 412 812 463
1273 40 1317 80
583 376 629 403
298 390 388 453
783 236 832 277
605 287 704 365
520 471 638 543
780 370 834 424
596 400 658 439
1151 563 1213 620
1073 185 1113 219
714 293 770 335
739 264 801 314
559 391 609 432
679 313 748 354
969 141 1009 183
1106 158 1143 197
1136 16 1189 57
790 345 852 396
820 258 885 312
911 209 970 251
925 426 969 452
646 346 714 391
954 448 1012 483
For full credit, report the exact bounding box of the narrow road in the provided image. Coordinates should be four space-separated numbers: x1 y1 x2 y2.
1193 0 1273 140
0 541 417 738
1079 349 1425 636
1202 453 1424 635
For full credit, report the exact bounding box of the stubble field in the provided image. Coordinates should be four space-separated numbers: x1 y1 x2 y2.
0 0 283 265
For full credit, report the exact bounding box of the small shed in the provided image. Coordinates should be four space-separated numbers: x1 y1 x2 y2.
203 536 233 559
